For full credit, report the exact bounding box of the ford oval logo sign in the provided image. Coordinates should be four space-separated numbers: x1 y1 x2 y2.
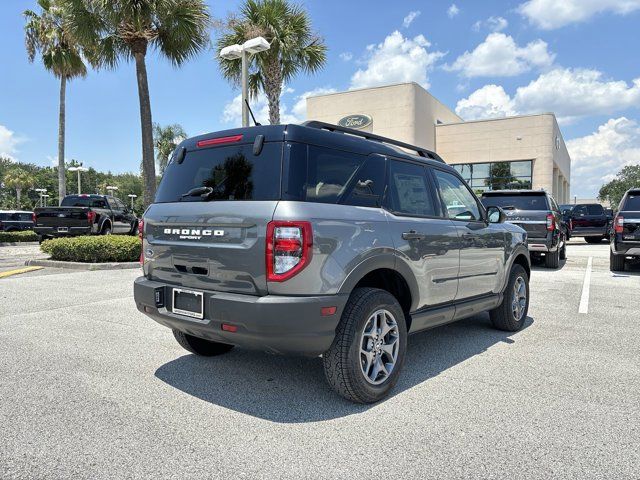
338 114 372 130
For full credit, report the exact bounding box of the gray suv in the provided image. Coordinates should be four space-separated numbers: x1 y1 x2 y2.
134 122 531 403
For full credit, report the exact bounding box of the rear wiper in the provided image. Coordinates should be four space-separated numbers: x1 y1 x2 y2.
181 186 213 198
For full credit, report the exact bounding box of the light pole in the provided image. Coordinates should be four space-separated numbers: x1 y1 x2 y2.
220 37 271 127
68 166 89 194
35 188 47 207
127 194 137 210
106 186 119 197
41 194 50 207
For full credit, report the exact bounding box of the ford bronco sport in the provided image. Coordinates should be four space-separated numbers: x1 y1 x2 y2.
134 122 531 403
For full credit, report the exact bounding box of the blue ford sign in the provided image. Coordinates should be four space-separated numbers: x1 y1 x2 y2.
338 114 372 129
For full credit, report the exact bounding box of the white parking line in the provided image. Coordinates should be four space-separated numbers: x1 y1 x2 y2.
578 256 593 314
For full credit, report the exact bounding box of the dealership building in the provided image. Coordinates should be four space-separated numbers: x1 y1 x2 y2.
306 82 571 203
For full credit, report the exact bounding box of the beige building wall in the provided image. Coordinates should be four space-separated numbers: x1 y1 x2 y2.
435 114 571 203
306 82 462 151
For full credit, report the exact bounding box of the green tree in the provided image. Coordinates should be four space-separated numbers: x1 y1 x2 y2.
61 0 211 208
154 123 186 174
216 0 327 124
599 165 640 208
3 169 35 208
24 0 87 205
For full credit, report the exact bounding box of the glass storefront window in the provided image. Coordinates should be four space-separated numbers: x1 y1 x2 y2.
449 160 533 192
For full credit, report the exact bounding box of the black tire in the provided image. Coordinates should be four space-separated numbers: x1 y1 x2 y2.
130 222 139 236
559 235 567 260
323 288 407 404
490 264 529 332
172 329 234 356
585 236 604 244
101 224 112 235
545 247 560 268
610 250 626 272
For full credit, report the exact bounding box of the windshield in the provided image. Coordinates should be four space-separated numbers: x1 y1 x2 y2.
155 143 281 203
61 196 108 208
481 193 549 211
622 192 640 211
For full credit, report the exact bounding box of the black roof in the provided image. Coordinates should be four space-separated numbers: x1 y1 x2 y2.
180 122 452 171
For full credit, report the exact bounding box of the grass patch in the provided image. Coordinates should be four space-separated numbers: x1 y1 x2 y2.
40 235 141 263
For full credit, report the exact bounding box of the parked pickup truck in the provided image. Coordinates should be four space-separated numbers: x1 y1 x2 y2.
568 203 610 243
481 190 567 268
610 188 640 271
0 210 34 232
33 194 138 239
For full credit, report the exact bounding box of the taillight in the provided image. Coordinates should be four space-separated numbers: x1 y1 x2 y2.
546 213 555 231
87 211 96 225
32 212 37 224
614 215 624 233
139 219 144 265
266 221 312 282
569 218 573 231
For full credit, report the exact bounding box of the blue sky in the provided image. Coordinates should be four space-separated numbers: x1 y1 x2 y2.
1 0 639 197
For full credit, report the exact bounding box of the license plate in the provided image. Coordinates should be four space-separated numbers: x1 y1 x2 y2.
172 288 204 320
57 227 68 233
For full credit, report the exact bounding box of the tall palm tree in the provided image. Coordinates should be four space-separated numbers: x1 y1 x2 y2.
60 0 210 207
217 0 327 125
154 123 187 174
24 0 87 205
4 169 35 208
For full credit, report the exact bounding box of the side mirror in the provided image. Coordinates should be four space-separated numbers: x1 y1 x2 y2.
486 206 506 224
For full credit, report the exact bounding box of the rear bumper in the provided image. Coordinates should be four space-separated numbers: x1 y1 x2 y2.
134 277 348 356
34 226 93 237
612 237 640 257
571 228 608 237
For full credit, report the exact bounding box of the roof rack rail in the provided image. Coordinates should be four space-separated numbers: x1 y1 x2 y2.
301 121 445 163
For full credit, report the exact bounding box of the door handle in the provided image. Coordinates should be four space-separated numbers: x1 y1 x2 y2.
402 230 426 240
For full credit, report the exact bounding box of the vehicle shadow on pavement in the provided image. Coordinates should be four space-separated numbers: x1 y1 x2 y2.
154 314 533 423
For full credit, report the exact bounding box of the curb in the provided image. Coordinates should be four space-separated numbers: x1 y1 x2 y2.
25 259 140 271
0 242 40 247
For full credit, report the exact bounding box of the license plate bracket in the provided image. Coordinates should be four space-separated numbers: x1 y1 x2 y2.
57 227 69 233
172 288 204 320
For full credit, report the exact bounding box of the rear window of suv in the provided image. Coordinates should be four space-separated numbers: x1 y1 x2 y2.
622 192 640 211
155 143 282 203
481 193 549 211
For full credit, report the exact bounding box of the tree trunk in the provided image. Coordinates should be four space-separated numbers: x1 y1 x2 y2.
133 49 156 208
264 58 282 124
58 75 67 205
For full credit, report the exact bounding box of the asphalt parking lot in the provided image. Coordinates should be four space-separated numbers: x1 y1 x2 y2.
1 241 639 479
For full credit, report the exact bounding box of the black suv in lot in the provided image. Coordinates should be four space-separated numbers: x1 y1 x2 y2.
568 203 610 243
610 188 640 271
481 190 567 268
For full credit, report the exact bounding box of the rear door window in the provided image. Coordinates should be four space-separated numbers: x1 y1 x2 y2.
387 160 437 217
155 143 282 203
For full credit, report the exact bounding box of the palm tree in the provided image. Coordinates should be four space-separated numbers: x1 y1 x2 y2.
24 0 87 205
154 123 187 174
60 0 210 207
4 169 35 208
216 0 327 124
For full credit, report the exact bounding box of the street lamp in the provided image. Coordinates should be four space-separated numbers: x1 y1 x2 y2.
68 166 89 194
41 194 50 207
106 186 118 196
35 188 47 207
220 37 271 127
127 194 137 210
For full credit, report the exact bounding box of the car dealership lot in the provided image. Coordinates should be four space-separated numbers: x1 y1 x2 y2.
1 242 639 479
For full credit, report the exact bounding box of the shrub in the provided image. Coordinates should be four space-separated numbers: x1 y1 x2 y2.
41 235 141 263
0 230 39 243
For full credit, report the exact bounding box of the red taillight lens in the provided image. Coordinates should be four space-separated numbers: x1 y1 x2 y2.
546 213 555 231
614 215 624 233
196 134 243 148
87 211 96 225
569 218 573 231
139 219 145 265
266 221 312 282
32 212 37 224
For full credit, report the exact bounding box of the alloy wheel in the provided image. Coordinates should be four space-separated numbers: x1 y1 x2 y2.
359 309 400 385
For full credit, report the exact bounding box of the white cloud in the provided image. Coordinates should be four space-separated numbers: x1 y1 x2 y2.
455 85 517 120
0 125 21 161
447 4 460 18
567 117 640 197
339 52 353 62
445 33 554 78
518 0 640 29
292 87 337 120
403 10 421 28
473 16 508 32
349 31 445 90
455 68 640 123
